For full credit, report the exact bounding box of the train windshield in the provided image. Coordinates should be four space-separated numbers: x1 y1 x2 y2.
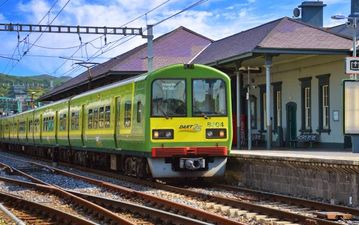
192 79 227 116
152 79 186 117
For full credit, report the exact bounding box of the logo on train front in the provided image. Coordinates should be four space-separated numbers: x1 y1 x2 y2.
179 124 202 132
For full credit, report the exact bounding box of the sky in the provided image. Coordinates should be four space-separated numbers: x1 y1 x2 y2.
0 0 351 77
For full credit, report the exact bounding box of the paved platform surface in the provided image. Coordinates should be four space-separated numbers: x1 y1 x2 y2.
230 149 359 165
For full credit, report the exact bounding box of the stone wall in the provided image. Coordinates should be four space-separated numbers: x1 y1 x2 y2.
226 157 359 206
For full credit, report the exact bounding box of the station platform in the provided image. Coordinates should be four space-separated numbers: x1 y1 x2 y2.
230 149 359 165
225 148 359 206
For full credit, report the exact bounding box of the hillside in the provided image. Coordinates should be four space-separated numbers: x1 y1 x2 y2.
0 74 70 99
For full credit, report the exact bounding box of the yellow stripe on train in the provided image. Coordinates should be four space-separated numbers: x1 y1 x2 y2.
150 117 229 142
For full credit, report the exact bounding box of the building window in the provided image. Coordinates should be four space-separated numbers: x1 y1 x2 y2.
299 77 312 132
250 95 257 129
276 91 281 127
259 85 266 131
316 74 330 133
263 92 267 130
272 82 282 131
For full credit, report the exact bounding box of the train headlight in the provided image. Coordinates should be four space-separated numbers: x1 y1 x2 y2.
153 131 159 138
207 130 213 137
152 129 174 139
206 129 226 139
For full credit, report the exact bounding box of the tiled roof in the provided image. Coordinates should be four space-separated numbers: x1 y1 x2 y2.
327 23 359 39
193 18 281 64
259 18 352 49
193 17 352 65
41 26 212 100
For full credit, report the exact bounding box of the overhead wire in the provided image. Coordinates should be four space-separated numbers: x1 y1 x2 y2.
0 0 9 9
7 0 71 74
61 0 208 77
2 0 60 74
52 0 172 76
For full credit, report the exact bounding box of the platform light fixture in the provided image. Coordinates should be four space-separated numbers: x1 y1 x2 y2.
331 14 357 57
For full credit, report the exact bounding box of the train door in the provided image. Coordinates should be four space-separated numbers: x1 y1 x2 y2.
115 97 120 148
55 111 58 144
40 114 43 143
81 104 85 147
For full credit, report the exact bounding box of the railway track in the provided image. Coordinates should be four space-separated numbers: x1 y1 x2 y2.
0 190 96 225
0 154 240 225
1 151 358 225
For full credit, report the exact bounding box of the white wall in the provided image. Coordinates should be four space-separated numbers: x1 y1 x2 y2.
250 55 346 144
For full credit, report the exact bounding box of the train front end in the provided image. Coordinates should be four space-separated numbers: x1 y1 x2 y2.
147 64 232 178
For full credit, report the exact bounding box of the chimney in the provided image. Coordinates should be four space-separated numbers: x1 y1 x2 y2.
350 0 359 18
298 1 326 27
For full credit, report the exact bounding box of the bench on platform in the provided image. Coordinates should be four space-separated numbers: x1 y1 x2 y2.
252 133 263 146
289 133 320 148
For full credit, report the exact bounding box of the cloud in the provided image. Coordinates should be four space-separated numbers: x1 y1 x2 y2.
1 0 348 76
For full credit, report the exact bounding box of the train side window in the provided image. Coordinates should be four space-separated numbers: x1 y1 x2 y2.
88 109 93 129
43 118 47 131
124 101 131 128
19 121 25 132
59 113 66 131
93 108 99 129
137 101 142 123
99 107 104 128
29 120 33 132
105 106 111 128
71 111 79 130
48 116 54 132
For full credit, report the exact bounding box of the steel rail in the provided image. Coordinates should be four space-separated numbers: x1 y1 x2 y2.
0 190 96 225
0 202 26 225
68 190 212 225
0 175 134 225
17 159 244 225
213 183 359 216
0 175 211 225
47 164 341 225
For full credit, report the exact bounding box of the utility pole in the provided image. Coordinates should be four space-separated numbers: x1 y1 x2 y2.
0 23 143 36
0 23 154 73
75 62 100 90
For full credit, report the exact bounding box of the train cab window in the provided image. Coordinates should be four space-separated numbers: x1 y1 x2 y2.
151 79 186 117
192 79 227 117
105 106 111 128
99 107 104 128
137 101 142 123
124 101 131 128
71 111 79 130
93 108 99 129
88 109 93 129
59 113 67 131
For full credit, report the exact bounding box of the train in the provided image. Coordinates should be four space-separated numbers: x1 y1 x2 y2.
0 64 232 178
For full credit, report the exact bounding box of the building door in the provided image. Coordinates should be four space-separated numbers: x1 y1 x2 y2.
286 102 297 144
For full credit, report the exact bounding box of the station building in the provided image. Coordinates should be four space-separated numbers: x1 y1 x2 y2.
41 1 355 150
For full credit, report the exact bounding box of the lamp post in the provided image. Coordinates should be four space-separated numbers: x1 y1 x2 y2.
332 15 357 58
239 66 260 150
333 14 359 153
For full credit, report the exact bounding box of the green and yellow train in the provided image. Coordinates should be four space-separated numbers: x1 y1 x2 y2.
0 64 232 178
